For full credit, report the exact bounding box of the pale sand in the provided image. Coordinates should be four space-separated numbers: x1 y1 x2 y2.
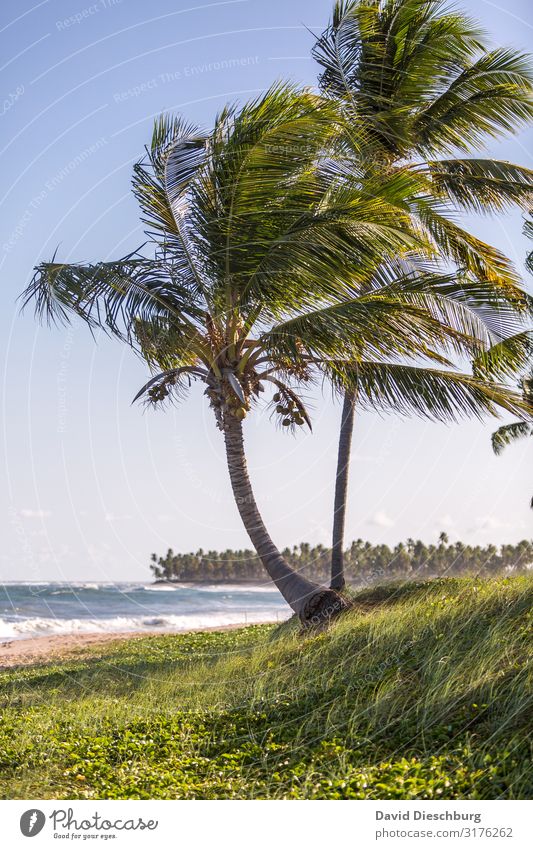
0 622 275 669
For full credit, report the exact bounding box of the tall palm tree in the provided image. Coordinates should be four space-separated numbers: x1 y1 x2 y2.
312 0 533 590
22 87 531 622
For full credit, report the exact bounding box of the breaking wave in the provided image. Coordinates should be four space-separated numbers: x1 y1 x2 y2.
0 609 283 641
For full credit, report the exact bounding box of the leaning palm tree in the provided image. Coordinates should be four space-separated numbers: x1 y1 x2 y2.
22 87 531 622
312 0 533 589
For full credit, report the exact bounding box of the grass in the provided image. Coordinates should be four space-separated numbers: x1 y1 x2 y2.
0 575 531 799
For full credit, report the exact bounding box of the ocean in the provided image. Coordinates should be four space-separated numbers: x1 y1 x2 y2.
0 582 290 641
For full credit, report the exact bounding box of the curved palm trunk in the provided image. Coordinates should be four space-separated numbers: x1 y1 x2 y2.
223 414 347 624
330 390 356 591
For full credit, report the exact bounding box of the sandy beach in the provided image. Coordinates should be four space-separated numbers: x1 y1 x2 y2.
0 622 275 669
0 631 153 668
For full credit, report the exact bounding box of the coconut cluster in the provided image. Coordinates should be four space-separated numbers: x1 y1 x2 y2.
206 371 264 430
147 374 178 403
273 392 305 426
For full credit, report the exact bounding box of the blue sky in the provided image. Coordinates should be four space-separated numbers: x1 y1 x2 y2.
1 0 532 581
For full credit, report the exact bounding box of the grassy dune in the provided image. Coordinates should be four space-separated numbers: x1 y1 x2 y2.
0 575 531 799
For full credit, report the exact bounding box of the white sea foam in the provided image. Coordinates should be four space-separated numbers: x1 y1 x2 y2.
141 583 277 593
175 583 279 593
0 609 287 642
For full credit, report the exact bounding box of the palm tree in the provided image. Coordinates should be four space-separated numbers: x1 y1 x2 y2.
312 0 533 590
22 87 531 622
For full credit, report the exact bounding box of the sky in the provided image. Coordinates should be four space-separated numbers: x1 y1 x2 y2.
1 0 532 582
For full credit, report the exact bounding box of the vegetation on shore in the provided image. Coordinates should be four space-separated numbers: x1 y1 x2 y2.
150 536 533 584
1 575 531 800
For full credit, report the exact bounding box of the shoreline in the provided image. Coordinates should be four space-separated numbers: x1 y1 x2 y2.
0 622 275 669
153 579 268 585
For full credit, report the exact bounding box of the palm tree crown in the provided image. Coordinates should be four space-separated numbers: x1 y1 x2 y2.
313 0 533 159
26 87 530 426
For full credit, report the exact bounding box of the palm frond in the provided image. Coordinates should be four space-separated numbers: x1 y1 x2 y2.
413 200 523 291
132 116 208 299
473 331 533 381
423 159 533 214
264 293 483 363
373 268 527 344
246 216 421 319
21 255 202 344
132 365 206 405
492 421 532 454
326 360 533 422
133 316 200 371
189 85 344 302
414 48 533 153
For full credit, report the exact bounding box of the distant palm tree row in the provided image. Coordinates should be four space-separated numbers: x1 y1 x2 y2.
150 536 533 585
23 0 533 623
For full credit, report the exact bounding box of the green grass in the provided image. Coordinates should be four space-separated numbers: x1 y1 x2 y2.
1 575 531 799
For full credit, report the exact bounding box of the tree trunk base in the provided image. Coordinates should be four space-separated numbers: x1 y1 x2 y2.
299 588 351 630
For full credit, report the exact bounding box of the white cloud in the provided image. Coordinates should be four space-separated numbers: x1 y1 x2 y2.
472 515 525 531
367 511 395 528
352 453 382 464
104 512 133 523
437 514 456 529
20 509 51 519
